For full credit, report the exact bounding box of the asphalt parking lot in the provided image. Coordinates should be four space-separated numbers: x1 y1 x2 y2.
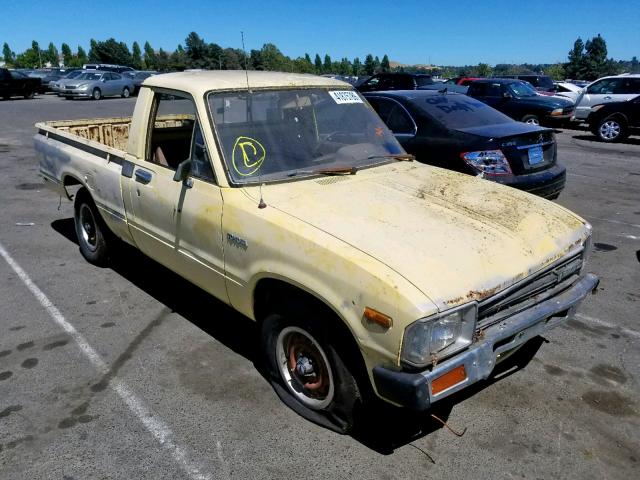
0 94 638 480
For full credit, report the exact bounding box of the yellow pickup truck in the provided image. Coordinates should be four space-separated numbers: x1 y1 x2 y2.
35 71 598 433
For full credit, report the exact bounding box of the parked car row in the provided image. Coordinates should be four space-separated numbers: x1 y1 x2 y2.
0 68 41 99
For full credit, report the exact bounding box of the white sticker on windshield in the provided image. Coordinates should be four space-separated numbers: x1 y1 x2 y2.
329 90 363 104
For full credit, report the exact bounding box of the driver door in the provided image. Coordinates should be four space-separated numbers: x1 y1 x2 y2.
123 90 228 301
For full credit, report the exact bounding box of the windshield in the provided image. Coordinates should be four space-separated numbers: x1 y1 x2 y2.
208 88 404 184
64 70 82 79
508 82 538 97
76 72 102 81
10 71 28 79
414 93 513 128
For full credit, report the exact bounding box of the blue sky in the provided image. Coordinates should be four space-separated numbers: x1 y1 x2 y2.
1 0 638 65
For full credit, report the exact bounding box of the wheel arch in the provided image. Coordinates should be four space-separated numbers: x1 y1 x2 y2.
253 276 374 398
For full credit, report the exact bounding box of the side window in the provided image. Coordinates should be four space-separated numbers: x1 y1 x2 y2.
148 92 198 171
112 73 122 81
587 79 618 94
487 83 503 97
619 78 640 94
189 122 215 182
373 98 414 134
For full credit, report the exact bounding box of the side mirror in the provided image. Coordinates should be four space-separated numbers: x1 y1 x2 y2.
173 159 192 182
503 91 512 99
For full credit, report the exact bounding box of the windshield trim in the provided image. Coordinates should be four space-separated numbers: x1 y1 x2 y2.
203 86 397 187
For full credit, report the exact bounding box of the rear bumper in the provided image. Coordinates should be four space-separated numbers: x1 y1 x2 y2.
491 164 566 199
372 273 599 410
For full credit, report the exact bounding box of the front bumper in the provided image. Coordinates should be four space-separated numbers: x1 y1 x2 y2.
60 89 92 97
372 273 599 410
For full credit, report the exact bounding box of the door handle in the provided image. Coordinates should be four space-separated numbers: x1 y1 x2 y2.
134 169 152 184
603 96 612 100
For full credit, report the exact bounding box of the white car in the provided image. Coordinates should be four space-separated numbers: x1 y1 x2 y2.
574 74 640 121
553 82 583 103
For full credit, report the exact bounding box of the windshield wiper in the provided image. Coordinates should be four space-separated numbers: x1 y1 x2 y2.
287 166 358 177
367 153 415 162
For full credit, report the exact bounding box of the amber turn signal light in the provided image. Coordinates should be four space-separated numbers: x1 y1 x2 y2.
363 307 393 329
431 365 467 395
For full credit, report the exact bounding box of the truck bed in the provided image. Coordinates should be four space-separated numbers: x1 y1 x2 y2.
36 116 133 152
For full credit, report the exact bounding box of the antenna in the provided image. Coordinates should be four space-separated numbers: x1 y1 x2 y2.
241 31 266 209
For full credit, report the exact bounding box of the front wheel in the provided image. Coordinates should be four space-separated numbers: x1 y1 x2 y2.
521 114 540 126
595 117 628 142
262 311 361 433
121 87 130 98
92 88 102 100
74 189 112 265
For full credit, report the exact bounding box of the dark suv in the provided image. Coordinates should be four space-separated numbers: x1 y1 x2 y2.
467 79 574 126
356 73 434 92
498 75 555 94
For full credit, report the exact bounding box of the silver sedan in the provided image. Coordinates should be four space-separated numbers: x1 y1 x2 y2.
59 71 135 100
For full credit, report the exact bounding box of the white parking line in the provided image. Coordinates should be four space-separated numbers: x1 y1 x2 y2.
0 241 213 480
576 313 640 339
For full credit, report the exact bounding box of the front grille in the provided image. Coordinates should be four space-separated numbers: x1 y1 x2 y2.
65 86 76 90
477 253 583 329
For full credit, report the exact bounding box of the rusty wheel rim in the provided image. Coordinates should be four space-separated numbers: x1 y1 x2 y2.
276 326 334 410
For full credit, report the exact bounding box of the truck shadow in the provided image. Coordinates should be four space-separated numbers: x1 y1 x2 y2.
52 217 543 455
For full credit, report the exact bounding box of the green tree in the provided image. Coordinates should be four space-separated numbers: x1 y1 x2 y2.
373 56 380 73
156 48 170 71
88 39 99 62
169 45 188 71
185 31 208 67
631 56 639 73
61 43 73 66
565 37 584 79
323 54 332 74
143 41 157 70
314 54 322 73
76 46 88 66
477 62 492 77
545 63 566 80
380 54 390 73
207 43 224 69
352 57 362 76
131 42 142 69
2 42 13 65
222 48 242 69
45 42 59 66
583 34 608 80
89 38 131 65
364 54 375 75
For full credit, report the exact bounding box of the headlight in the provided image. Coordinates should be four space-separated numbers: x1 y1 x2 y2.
77 84 89 90
401 303 477 367
550 108 564 116
460 150 512 175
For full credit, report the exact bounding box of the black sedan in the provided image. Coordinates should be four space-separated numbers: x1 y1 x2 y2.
588 95 640 142
364 90 566 199
467 79 574 126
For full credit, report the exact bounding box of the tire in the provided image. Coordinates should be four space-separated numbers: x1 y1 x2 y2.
121 87 130 98
595 116 628 142
261 308 361 433
24 90 35 99
521 114 540 126
74 189 112 265
92 88 102 100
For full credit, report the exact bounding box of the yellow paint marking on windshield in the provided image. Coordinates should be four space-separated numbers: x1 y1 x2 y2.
232 136 266 176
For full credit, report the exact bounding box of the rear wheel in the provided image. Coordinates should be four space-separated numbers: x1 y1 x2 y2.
121 87 130 98
74 189 112 265
521 114 540 126
262 307 361 433
92 88 102 100
24 90 35 99
595 117 628 142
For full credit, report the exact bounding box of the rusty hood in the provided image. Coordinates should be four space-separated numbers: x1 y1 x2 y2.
249 162 589 311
